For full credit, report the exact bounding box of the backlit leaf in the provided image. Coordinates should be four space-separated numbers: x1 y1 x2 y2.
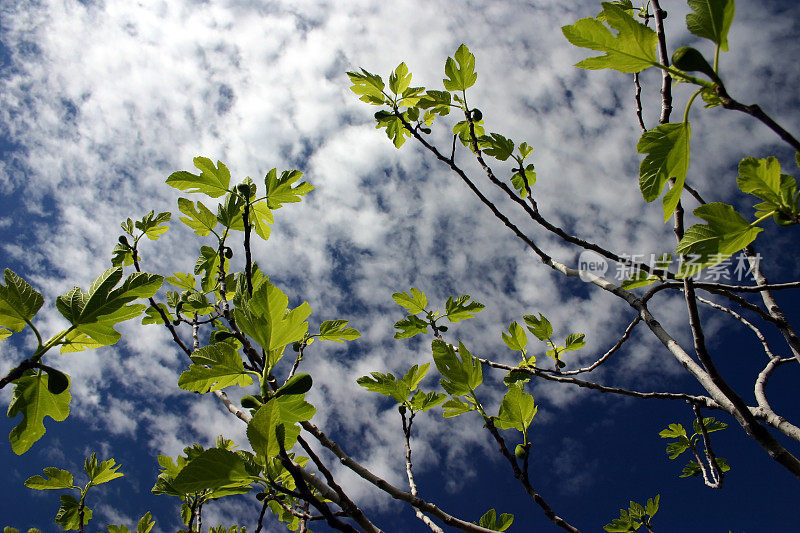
445 295 485 323
392 288 427 314
562 2 658 73
7 370 71 454
686 0 735 51
265 169 314 209
166 157 231 198
637 122 692 222
0 269 44 333
443 44 477 91
178 343 253 393
24 467 74 490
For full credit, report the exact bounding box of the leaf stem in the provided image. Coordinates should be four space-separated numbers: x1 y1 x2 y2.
683 89 703 124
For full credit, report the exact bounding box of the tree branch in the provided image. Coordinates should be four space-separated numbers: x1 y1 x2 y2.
300 420 500 533
401 410 444 533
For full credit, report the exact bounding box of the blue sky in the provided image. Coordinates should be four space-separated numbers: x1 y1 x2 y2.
1 0 800 531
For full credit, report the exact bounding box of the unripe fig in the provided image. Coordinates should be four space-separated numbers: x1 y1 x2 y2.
118 235 129 246
515 444 527 460
671 46 718 82
292 341 302 352
773 211 797 227
398 405 407 415
438 325 448 332
420 127 432 134
255 491 268 501
44 367 70 395
224 247 234 259
236 183 252 198
273 373 313 399
241 395 263 409
172 319 181 326
471 109 482 121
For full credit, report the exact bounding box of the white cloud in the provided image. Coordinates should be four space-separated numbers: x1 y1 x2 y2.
1 0 799 528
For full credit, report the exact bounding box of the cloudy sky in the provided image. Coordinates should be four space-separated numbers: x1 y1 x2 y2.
1 0 800 530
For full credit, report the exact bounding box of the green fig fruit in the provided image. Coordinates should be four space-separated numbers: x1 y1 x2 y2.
236 183 252 198
224 247 234 259
671 47 719 83
773 211 797 227
515 444 528 460
273 373 313 399
241 395 263 409
43 367 70 395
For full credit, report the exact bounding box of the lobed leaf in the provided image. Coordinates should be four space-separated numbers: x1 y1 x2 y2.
564 333 586 352
171 448 253 494
234 281 311 353
394 315 429 339
249 201 274 241
408 390 447 412
318 319 361 342
55 494 93 530
523 313 553 341
392 288 427 314
389 62 412 95
166 157 231 198
247 395 315 460
0 269 44 334
477 509 514 531
8 370 71 454
432 340 482 396
494 384 537 433
84 452 124 486
135 210 171 240
177 198 217 236
357 372 409 403
347 69 387 105
562 2 658 73
178 343 253 393
676 202 762 277
443 44 477 92
686 0 735 52
502 321 528 352
479 133 515 161
637 122 692 222
445 294 485 323
442 397 475 418
265 169 314 209
24 467 74 490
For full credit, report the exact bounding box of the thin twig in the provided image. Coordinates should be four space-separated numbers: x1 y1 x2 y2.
401 409 444 533
743 246 800 364
540 315 641 375
691 404 723 488
296 435 382 533
477 357 720 407
716 86 800 152
633 72 646 131
300 421 500 533
650 0 672 123
482 418 580 533
277 443 361 533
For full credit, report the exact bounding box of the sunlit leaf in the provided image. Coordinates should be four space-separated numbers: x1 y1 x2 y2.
0 269 43 334
7 370 71 455
166 157 231 198
686 0 735 52
562 2 658 73
637 122 692 222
